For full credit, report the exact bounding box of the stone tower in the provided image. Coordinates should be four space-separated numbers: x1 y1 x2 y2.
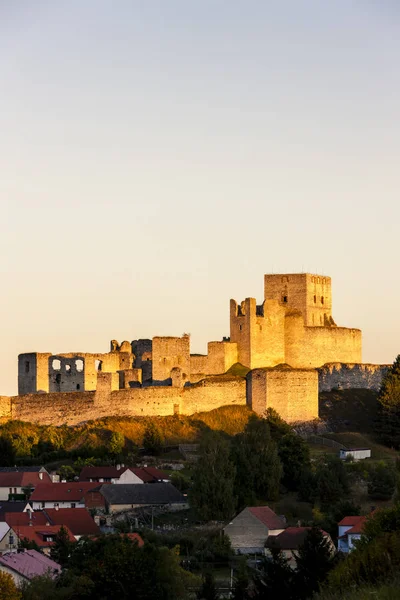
264 273 336 327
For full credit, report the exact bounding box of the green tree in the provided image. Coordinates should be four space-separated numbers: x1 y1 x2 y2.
50 525 74 567
197 571 219 600
265 408 292 441
190 431 236 521
170 471 191 493
231 558 251 600
0 571 21 600
253 550 295 599
108 431 125 457
278 433 311 491
232 416 282 508
0 435 16 466
58 465 76 482
376 355 400 448
143 423 163 455
295 527 335 599
368 463 397 500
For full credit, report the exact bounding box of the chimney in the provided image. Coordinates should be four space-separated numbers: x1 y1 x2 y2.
116 464 121 471
39 472 43 480
28 510 32 521
55 505 59 511
121 463 125 468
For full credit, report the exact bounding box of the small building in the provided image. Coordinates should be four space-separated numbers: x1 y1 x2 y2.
0 549 61 585
98 483 186 514
339 448 371 461
79 465 169 485
30 482 103 510
265 527 335 567
42 508 100 540
223 506 287 555
0 468 51 501
0 522 19 553
15 524 75 555
338 516 367 552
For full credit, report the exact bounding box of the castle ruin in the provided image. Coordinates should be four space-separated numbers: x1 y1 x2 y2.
0 273 385 426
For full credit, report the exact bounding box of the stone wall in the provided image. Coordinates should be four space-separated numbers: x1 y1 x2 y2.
7 374 247 426
152 336 191 383
190 341 238 381
318 363 389 392
246 367 319 422
285 313 362 368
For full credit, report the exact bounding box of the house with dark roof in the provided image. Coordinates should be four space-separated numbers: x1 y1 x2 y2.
99 483 186 514
338 516 368 552
79 465 169 484
30 482 102 510
0 549 61 585
0 468 51 501
0 501 33 515
223 506 287 554
266 527 335 566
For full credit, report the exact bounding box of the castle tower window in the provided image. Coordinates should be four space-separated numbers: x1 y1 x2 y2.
75 359 84 372
65 364 71 373
321 296 324 304
95 360 102 371
283 296 288 303
52 359 61 371
25 361 30 373
55 374 61 384
313 295 316 303
76 384 80 390
239 325 242 331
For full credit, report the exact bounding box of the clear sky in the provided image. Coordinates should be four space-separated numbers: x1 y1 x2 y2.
1 1 399 395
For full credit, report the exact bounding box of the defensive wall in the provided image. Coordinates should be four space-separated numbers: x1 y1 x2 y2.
318 363 389 392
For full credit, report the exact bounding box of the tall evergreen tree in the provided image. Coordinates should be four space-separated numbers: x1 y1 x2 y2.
278 433 311 491
197 571 219 600
231 558 251 600
294 527 334 599
376 355 400 448
232 416 282 508
252 551 295 600
190 431 236 521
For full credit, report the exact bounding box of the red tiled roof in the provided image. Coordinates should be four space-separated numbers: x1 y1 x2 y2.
338 516 366 527
30 482 99 502
141 467 168 480
267 527 330 550
123 533 144 547
248 506 287 530
43 508 100 537
3 511 48 528
79 466 129 480
17 524 75 548
0 471 51 487
346 519 367 535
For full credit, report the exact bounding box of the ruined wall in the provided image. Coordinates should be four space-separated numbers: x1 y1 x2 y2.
0 396 12 420
8 374 246 426
190 341 238 381
264 273 333 327
131 339 152 382
230 298 286 369
285 313 362 368
318 363 389 392
247 367 319 422
48 355 85 393
18 353 51 395
152 336 190 383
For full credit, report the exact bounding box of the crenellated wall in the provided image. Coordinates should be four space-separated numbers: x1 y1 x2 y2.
318 363 389 392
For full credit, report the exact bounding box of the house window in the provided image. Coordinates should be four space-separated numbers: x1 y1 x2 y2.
54 503 59 508
9 488 12 494
14 488 17 494
9 534 14 546
41 502 45 508
71 503 76 508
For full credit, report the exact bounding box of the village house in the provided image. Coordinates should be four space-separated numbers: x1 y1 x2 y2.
339 448 371 461
0 522 19 553
223 506 287 555
0 500 33 516
0 549 61 585
98 482 186 514
265 527 335 567
0 468 51 501
15 524 75 555
29 482 102 510
338 516 367 552
79 465 169 484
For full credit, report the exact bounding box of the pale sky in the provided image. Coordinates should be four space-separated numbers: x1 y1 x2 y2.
1 1 399 396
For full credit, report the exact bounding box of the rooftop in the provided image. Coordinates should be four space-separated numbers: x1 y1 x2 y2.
247 506 287 530
99 482 185 505
0 549 61 581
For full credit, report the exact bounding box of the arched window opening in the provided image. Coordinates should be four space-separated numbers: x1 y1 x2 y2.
95 360 102 372
313 295 316 303
75 359 84 372
52 359 61 371
321 296 324 304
